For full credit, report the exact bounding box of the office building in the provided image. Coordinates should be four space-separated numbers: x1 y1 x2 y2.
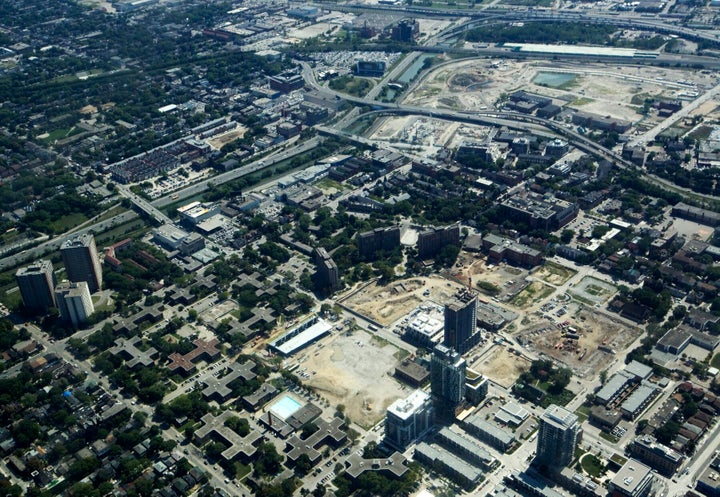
608 459 654 497
16 260 56 313
536 404 581 470
430 344 466 417
60 234 102 293
267 71 304 93
355 60 385 77
628 435 683 476
385 389 434 450
55 281 94 328
314 247 340 294
444 289 479 354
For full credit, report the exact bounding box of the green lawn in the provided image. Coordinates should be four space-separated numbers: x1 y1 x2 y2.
40 126 84 143
234 461 251 480
580 454 605 477
711 353 720 369
511 282 555 308
574 404 591 423
49 212 89 233
315 178 348 192
599 431 620 444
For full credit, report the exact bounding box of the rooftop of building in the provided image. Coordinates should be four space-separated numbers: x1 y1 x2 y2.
387 389 431 421
542 404 578 428
610 459 653 495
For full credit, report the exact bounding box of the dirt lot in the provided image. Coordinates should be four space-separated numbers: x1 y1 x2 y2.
300 330 407 428
402 58 717 123
532 262 577 286
517 306 642 378
341 276 465 326
451 253 529 300
471 345 530 389
206 126 248 150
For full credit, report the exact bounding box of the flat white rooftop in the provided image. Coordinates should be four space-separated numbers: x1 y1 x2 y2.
387 389 430 420
270 318 332 356
504 43 657 58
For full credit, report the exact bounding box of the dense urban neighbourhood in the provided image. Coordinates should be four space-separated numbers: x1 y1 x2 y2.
4 0 720 496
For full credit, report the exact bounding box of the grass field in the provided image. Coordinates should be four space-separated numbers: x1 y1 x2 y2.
572 97 594 107
49 213 88 233
580 453 605 477
711 353 720 369
39 126 84 143
511 281 555 308
315 178 349 192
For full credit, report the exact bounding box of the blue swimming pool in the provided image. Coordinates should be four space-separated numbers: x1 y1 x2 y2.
270 394 303 420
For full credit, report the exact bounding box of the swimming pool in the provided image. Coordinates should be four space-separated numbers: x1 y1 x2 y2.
270 394 303 420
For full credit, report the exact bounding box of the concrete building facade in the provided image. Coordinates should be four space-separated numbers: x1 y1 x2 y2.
16 260 56 313
536 404 581 470
385 389 434 450
55 281 94 328
60 234 102 293
314 247 339 293
430 344 466 416
444 289 478 354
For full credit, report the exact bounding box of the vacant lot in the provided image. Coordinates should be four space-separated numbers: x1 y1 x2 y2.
533 262 577 286
470 345 530 388
207 126 248 150
511 281 555 309
301 329 407 428
342 276 464 326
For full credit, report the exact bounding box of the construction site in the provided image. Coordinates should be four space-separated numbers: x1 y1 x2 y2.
515 306 643 378
340 276 467 327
